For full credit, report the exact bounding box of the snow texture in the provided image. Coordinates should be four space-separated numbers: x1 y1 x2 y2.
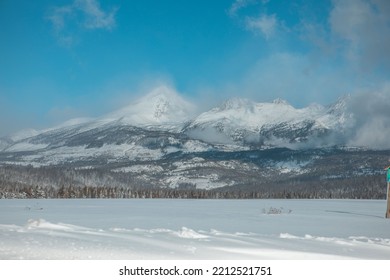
185 97 347 138
103 85 196 126
0 199 389 260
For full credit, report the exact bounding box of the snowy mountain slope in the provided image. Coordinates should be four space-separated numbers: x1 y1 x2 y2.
1 92 387 193
0 86 197 156
0 119 218 167
9 128 40 141
0 129 41 152
0 138 13 151
183 97 351 147
0 93 353 155
102 86 196 128
1 142 388 193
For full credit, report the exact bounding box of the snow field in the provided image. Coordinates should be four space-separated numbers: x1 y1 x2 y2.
0 199 389 260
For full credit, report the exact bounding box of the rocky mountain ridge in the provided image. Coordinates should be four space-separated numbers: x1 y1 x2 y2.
1 87 353 153
0 88 388 196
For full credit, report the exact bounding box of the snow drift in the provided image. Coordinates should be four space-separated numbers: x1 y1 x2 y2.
1 199 389 260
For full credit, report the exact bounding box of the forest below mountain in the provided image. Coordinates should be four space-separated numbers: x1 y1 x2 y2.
0 156 386 199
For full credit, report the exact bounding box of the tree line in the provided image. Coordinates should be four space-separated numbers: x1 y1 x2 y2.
0 164 387 199
1 177 386 199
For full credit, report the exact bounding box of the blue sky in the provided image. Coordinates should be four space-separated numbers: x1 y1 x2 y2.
1 0 389 136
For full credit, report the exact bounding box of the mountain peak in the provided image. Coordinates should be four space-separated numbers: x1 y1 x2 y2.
327 94 351 115
105 86 196 125
144 85 178 99
272 98 290 105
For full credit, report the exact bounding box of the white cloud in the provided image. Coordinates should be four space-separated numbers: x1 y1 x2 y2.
225 0 390 106
228 0 257 17
240 52 356 105
350 117 390 149
329 0 390 72
245 13 277 39
228 0 280 40
74 0 117 30
47 6 73 31
346 85 390 149
47 0 117 45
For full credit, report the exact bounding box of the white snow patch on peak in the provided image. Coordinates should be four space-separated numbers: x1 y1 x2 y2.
104 86 196 125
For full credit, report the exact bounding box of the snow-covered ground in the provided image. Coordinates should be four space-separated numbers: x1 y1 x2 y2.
0 199 389 260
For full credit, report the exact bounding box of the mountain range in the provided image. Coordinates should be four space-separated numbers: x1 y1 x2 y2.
0 85 353 153
0 86 388 197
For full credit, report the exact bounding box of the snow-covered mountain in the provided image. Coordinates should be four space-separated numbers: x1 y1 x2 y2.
0 92 353 157
0 91 388 193
0 93 354 158
183 96 351 147
0 87 202 168
102 86 196 129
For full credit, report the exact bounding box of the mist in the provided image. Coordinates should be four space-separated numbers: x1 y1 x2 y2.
346 87 390 149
